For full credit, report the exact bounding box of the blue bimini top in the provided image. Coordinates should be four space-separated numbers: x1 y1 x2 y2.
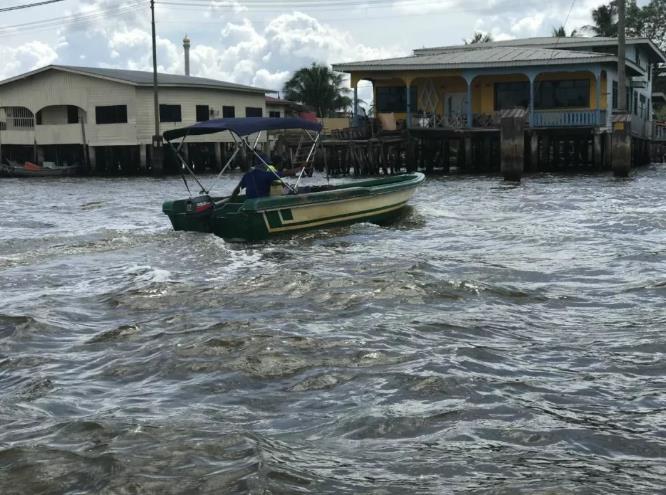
163 117 322 141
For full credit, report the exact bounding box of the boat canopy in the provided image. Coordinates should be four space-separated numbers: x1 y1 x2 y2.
163 117 322 141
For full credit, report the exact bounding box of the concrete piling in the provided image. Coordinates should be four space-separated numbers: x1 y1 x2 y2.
612 121 631 177
500 116 525 181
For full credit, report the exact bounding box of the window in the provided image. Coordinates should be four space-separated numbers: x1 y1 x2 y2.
160 104 181 123
494 82 529 111
223 106 235 118
196 105 209 122
376 86 417 113
246 107 262 117
269 110 281 118
633 91 638 115
640 94 646 118
67 106 79 124
612 81 618 110
96 105 127 124
535 79 589 109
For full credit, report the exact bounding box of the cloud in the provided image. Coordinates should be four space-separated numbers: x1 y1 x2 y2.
0 41 59 79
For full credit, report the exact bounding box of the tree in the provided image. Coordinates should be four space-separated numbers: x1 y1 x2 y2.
283 64 352 118
552 25 579 37
584 2 617 37
464 32 493 44
583 0 666 50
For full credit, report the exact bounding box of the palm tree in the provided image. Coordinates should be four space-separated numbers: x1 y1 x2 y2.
283 64 352 118
464 32 493 44
584 2 617 37
552 25 579 37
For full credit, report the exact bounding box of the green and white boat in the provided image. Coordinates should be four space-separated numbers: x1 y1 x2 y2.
162 117 424 241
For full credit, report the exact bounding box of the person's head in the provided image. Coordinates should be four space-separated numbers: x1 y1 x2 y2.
253 152 270 169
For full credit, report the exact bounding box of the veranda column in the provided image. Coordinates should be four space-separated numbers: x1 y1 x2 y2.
595 66 602 126
466 80 473 128
405 80 412 129
528 72 536 128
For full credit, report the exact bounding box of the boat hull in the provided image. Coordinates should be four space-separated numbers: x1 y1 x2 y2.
163 173 424 241
0 164 79 177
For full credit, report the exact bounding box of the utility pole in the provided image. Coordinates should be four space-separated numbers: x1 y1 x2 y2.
150 0 163 174
612 0 631 177
617 0 627 112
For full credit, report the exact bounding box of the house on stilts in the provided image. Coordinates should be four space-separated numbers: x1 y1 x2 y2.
333 36 666 178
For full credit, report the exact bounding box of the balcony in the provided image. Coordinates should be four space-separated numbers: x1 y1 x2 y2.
532 110 604 128
35 124 85 145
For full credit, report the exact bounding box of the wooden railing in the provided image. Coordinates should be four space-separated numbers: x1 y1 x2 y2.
532 110 603 128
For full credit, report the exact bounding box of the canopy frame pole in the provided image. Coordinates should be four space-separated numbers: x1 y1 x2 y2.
294 132 321 191
251 130 263 150
168 141 208 194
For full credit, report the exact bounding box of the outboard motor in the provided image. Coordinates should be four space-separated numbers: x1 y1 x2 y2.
185 195 214 214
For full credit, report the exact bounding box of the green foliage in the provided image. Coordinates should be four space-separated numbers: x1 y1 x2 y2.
464 32 493 45
282 64 352 118
583 0 666 50
585 2 617 37
552 25 579 37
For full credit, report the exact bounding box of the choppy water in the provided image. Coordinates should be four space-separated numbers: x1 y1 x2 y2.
1 167 665 494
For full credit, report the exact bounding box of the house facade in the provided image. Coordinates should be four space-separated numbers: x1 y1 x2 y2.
0 65 269 172
333 37 666 140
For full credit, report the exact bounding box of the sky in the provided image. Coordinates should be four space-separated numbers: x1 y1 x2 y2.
0 0 621 103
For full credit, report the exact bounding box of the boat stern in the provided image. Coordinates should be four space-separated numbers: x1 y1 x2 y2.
162 195 215 233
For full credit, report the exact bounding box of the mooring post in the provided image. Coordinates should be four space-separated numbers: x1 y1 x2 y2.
612 119 631 177
500 116 525 181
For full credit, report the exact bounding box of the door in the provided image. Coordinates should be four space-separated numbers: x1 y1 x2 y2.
444 92 467 127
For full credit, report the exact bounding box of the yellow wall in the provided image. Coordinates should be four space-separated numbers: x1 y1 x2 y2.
351 68 607 121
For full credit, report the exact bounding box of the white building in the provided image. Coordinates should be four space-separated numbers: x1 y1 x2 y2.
0 65 271 173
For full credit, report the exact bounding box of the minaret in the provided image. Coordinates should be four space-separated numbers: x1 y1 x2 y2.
183 35 191 76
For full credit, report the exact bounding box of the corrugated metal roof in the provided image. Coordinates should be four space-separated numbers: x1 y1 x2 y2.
56 65 268 92
413 36 666 63
413 36 618 54
0 65 268 93
333 46 617 72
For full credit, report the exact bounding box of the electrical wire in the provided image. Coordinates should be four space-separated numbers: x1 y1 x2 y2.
0 0 65 13
158 0 446 11
0 1 147 37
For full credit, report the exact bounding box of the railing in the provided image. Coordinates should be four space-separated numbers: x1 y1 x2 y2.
532 110 603 128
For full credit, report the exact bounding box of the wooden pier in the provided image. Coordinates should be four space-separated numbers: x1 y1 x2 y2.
316 117 666 180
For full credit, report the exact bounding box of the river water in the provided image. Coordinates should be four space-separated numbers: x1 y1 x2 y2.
1 167 665 494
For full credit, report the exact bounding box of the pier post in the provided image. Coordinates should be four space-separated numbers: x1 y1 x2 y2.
151 136 163 175
593 133 602 169
36 146 45 165
214 143 223 169
500 116 525 181
529 131 538 172
442 139 450 173
139 144 147 171
88 146 97 171
464 136 472 172
603 132 612 170
612 120 631 177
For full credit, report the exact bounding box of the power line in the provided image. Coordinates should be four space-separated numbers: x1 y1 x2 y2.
0 1 146 37
158 0 444 10
0 0 65 13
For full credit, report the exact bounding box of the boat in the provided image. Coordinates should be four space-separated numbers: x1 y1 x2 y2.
162 117 424 241
0 160 78 177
